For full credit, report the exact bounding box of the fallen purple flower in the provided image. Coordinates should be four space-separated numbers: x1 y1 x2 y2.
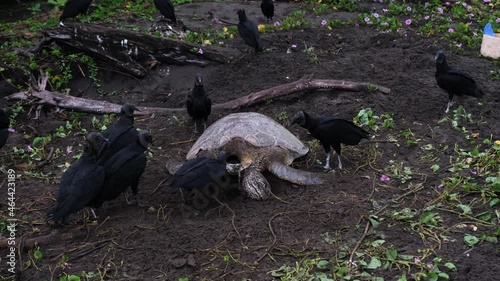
63 263 72 270
380 175 390 182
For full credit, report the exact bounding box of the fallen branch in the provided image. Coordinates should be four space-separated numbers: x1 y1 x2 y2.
35 22 240 77
0 229 81 250
5 73 390 116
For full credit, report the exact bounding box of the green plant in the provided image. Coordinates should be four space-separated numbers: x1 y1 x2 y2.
270 257 331 281
384 160 413 183
48 0 67 7
276 110 289 126
354 108 381 131
402 129 421 146
303 45 318 63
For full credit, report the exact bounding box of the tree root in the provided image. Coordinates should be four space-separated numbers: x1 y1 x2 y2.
5 73 391 116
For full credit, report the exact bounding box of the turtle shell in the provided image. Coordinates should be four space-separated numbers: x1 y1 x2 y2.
186 112 308 160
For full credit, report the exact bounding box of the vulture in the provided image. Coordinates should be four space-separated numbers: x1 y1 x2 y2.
261 0 274 22
60 0 92 24
97 103 139 165
154 0 177 23
186 73 212 133
237 9 263 52
92 131 153 208
47 132 107 224
291 111 370 170
435 50 484 113
164 152 228 194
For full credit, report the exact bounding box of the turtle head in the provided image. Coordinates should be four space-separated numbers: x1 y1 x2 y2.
241 166 271 200
290 111 306 127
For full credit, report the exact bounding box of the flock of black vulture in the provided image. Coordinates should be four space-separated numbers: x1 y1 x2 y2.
46 104 153 224
0 1 487 225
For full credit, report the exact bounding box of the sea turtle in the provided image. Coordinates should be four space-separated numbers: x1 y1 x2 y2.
185 112 324 200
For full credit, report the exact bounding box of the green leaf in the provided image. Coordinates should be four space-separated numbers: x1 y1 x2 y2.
398 254 414 261
178 278 189 281
469 148 479 157
367 257 382 269
32 137 43 147
426 271 439 281
317 259 329 270
490 198 500 207
438 272 450 279
67 276 81 281
386 248 397 262
397 273 407 281
431 164 440 173
419 212 438 225
477 211 491 221
464 234 479 246
33 248 43 260
484 236 498 244
371 240 385 247
457 204 472 215
369 216 379 228
444 262 457 271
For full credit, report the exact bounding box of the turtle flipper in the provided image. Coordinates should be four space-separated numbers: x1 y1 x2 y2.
242 166 271 200
268 162 324 185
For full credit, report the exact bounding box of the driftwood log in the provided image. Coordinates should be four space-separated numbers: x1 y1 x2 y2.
38 22 240 77
5 73 390 116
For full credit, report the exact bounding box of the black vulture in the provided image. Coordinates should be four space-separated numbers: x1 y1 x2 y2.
261 0 274 22
435 50 484 113
154 0 176 23
0 107 10 149
59 0 92 23
291 111 370 170
47 132 108 224
164 152 228 194
237 9 263 52
97 103 139 165
186 73 212 133
92 131 153 208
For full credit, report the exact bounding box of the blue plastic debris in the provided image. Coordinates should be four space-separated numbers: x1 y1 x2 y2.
484 22 495 37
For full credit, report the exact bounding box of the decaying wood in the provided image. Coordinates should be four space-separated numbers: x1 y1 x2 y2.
5 73 391 116
213 74 391 110
38 22 240 77
0 229 80 250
